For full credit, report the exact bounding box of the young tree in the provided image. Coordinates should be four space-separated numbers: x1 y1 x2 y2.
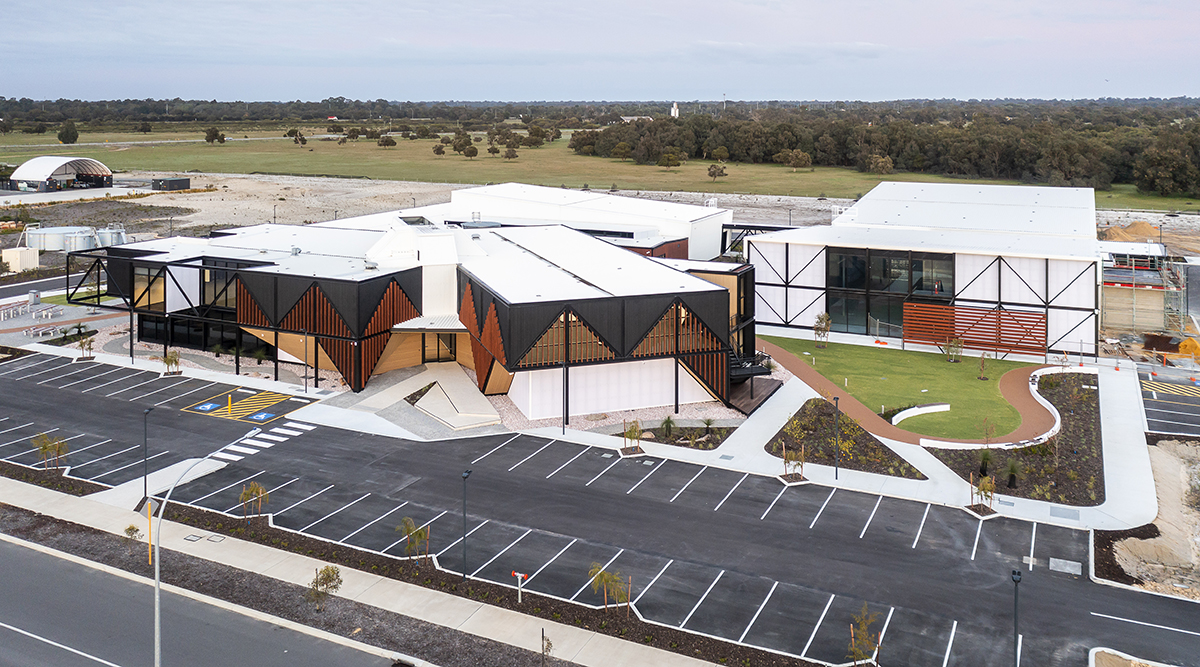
487 145 500 157
377 135 397 147
846 602 880 665
712 146 729 162
204 128 226 144
396 516 430 561
588 562 622 612
432 144 446 156
503 147 519 160
945 337 964 363
136 122 152 134
463 145 479 159
977 351 989 380
788 149 813 171
78 335 94 359
708 163 727 182
657 152 681 169
305 566 343 611
814 312 832 348
32 432 67 469
611 142 632 161
57 120 79 145
239 481 268 519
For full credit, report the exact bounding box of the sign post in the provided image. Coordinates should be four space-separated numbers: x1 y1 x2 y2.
512 571 528 603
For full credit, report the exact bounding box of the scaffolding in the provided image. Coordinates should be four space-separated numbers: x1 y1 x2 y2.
1101 253 1187 334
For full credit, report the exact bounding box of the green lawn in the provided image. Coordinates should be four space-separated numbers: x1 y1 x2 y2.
3 124 1196 211
763 335 1034 440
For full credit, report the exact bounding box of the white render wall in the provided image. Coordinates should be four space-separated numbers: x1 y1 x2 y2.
508 357 714 420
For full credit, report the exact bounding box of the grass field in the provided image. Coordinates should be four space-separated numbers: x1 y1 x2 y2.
763 335 1033 440
2 124 1197 211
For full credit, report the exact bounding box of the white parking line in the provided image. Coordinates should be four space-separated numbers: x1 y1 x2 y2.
713 473 749 512
0 618 123 667
680 570 724 628
526 539 577 585
14 361 75 380
872 607 895 663
81 372 143 393
270 428 302 437
89 451 169 481
472 434 520 464
153 382 217 407
59 367 121 389
508 440 555 471
212 452 242 461
0 357 56 376
571 549 625 601
283 422 315 431
546 446 591 479
586 457 623 486
254 433 288 443
240 439 272 449
193 471 265 504
105 376 163 397
1028 522 1037 569
633 559 674 605
1089 612 1200 637
435 519 489 557
128 378 193 401
225 444 258 455
3 433 90 461
809 488 836 529
942 620 958 667
339 502 409 543
670 466 707 503
760 487 787 520
471 529 532 577
627 459 665 494
912 503 931 548
970 520 983 560
384 511 450 554
35 364 94 384
275 484 335 516
859 495 883 538
0 421 35 436
300 493 372 532
1 427 57 449
802 594 835 658
738 580 778 643
220 477 298 513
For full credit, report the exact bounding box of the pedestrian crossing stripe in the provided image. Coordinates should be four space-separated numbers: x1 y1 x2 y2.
1141 380 1200 398
183 389 294 423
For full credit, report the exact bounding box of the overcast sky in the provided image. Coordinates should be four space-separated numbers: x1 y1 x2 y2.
7 0 1198 102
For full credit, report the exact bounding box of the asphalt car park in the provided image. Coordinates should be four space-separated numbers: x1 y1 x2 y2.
4 352 1200 665
158 432 1110 665
1139 365 1200 437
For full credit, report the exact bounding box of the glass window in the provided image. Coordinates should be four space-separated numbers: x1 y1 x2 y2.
870 252 909 294
868 294 905 338
911 254 954 297
828 292 867 334
133 266 165 311
827 249 867 290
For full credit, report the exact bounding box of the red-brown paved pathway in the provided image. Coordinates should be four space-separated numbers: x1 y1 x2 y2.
758 338 1057 445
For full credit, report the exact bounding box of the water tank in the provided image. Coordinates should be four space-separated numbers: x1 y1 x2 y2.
96 227 127 247
25 226 92 251
64 230 97 252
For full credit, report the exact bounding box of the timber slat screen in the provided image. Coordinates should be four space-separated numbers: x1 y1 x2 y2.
516 312 616 368
902 302 1046 355
236 280 270 328
631 304 724 358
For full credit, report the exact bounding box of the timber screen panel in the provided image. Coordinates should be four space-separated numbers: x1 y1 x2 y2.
903 302 1046 355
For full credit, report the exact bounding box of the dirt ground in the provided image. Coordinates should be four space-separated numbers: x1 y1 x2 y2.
1115 440 1200 600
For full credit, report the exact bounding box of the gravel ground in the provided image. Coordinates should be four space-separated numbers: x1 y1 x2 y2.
0 503 575 667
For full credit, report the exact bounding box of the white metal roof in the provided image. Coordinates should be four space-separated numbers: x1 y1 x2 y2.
393 314 467 331
753 182 1100 261
459 226 720 304
1098 240 1166 258
10 156 112 182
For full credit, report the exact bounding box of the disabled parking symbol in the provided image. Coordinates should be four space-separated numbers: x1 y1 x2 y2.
195 403 221 412
248 412 276 422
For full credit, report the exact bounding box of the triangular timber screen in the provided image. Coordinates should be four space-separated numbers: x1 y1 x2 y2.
359 281 420 384
278 284 354 338
236 278 271 328
459 283 482 338
631 303 725 358
515 311 617 369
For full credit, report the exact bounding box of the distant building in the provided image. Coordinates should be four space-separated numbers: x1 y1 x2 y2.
619 116 653 123
7 156 112 192
670 103 679 118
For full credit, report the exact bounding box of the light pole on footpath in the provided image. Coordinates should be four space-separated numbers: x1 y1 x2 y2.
462 470 472 581
1012 569 1022 667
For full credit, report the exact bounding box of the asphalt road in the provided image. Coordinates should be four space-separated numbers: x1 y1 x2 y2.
1139 365 1200 437
2 352 1199 666
0 275 83 301
0 538 389 667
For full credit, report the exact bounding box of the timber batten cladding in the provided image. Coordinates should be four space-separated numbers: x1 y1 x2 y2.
902 302 1047 355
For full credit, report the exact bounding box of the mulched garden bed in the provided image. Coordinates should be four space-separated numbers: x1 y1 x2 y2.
638 423 734 450
764 398 926 479
43 330 98 347
158 503 818 667
0 461 105 496
404 382 435 406
0 503 569 667
0 267 66 287
929 373 1105 507
1094 523 1160 585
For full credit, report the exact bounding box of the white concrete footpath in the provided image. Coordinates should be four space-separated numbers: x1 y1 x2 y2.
529 363 1159 531
0 476 715 667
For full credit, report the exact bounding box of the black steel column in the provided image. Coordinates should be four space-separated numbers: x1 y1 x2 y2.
314 336 320 388
562 313 569 432
234 328 241 376
273 331 279 381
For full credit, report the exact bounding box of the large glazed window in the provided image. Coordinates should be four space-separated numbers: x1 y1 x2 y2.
911 253 954 297
828 291 867 334
869 251 910 294
133 266 165 312
827 248 867 290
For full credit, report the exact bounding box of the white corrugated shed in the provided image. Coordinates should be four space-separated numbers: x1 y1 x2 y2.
10 156 112 182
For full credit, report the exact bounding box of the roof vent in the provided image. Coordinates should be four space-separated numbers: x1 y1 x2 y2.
290 246 301 256
365 260 378 270
471 234 481 241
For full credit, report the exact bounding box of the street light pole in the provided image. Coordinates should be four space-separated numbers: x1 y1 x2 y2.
462 470 472 581
273 204 277 225
1012 569 1021 667
833 396 840 480
143 407 154 503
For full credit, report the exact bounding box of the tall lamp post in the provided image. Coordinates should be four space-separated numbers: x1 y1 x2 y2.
461 470 472 581
833 396 840 480
142 407 154 503
1012 569 1022 667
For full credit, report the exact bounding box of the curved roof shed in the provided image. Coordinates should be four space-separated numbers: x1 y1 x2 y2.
10 156 112 182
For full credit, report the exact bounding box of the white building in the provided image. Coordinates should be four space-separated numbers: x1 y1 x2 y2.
748 182 1100 357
